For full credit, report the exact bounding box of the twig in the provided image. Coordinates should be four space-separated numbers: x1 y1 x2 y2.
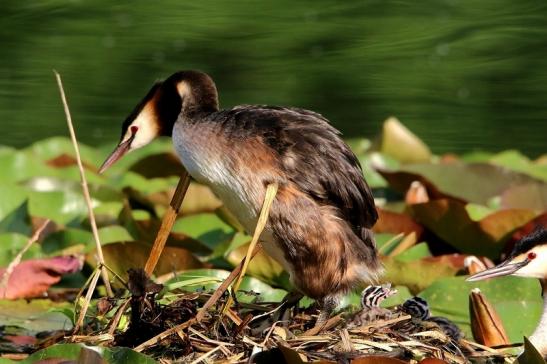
0 219 51 297
302 314 344 336
53 71 112 297
189 345 224 364
223 183 278 313
195 245 262 322
72 269 101 333
107 298 131 336
144 172 191 275
134 318 196 352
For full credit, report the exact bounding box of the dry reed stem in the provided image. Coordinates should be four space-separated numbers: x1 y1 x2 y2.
73 268 101 333
223 183 278 314
106 298 131 336
195 245 262 322
134 318 197 352
0 219 51 296
53 71 112 297
302 314 344 336
189 345 224 364
145 172 191 275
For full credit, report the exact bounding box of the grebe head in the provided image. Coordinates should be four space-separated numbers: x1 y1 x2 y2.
467 227 547 281
99 70 218 173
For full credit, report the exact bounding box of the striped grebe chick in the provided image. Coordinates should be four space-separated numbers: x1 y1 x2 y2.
348 284 397 327
100 70 382 323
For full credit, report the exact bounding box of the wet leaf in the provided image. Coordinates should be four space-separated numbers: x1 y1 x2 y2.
410 198 538 258
0 256 83 299
379 116 432 164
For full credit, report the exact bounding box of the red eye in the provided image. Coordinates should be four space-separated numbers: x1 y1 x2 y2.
130 126 139 134
528 252 537 260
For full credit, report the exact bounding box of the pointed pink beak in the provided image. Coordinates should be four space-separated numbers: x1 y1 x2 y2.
466 259 530 282
99 129 137 174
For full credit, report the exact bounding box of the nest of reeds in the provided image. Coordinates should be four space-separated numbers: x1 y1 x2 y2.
60 268 513 364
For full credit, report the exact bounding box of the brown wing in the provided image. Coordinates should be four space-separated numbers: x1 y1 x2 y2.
213 105 378 234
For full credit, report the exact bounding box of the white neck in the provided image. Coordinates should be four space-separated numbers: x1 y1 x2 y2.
530 280 547 357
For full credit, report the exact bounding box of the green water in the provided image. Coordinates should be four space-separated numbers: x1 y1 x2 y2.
1 1 546 156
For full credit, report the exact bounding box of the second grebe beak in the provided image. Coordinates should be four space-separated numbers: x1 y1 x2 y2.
99 125 138 173
467 258 532 282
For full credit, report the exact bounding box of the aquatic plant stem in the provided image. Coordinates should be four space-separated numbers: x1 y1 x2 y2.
222 183 278 315
54 71 113 297
144 172 191 275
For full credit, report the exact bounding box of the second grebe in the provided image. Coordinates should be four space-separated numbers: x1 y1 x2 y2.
99 70 382 323
467 227 547 357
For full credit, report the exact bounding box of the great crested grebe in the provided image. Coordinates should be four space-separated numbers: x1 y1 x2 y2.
467 227 547 357
100 70 381 322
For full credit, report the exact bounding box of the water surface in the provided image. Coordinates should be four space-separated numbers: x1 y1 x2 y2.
1 1 546 156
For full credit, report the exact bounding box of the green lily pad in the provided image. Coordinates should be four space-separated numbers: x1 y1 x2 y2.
42 228 93 254
420 276 542 342
0 233 43 266
0 299 73 333
226 241 288 288
164 268 287 303
379 162 547 206
379 117 432 164
0 185 28 222
28 190 88 225
172 213 235 250
97 225 133 245
489 150 547 182
382 255 459 293
25 137 99 164
0 200 32 235
19 344 157 364
394 242 432 262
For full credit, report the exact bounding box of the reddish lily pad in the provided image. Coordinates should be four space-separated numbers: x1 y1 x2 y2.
0 256 83 299
409 198 538 258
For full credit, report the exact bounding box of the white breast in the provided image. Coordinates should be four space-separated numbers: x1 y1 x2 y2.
172 121 295 277
172 121 258 231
